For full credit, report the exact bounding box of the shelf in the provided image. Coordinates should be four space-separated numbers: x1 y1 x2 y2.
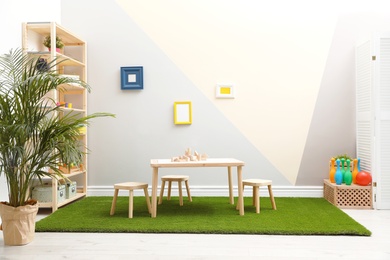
38 170 85 182
58 83 85 92
25 22 85 46
37 193 86 208
58 107 86 113
27 51 84 67
60 170 86 178
58 193 86 207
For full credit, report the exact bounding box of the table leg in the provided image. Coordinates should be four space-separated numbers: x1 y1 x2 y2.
151 167 158 218
237 166 244 215
228 166 234 204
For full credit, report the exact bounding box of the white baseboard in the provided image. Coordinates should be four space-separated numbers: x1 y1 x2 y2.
87 185 324 198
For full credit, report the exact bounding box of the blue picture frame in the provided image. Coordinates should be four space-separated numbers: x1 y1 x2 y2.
120 66 143 90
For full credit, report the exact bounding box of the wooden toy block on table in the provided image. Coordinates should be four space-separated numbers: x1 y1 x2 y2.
171 148 208 162
323 179 372 209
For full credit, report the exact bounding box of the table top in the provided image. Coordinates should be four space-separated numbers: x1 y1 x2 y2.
150 158 245 168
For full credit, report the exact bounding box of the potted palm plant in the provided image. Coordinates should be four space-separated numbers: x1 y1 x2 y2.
0 48 114 245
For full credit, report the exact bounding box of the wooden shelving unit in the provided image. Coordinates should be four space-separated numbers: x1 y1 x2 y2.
22 22 88 212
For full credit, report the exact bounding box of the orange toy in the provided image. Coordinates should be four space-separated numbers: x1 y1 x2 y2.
352 159 359 184
329 158 336 183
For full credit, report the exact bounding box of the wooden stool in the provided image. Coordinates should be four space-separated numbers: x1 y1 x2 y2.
239 179 277 213
110 182 152 218
159 175 192 206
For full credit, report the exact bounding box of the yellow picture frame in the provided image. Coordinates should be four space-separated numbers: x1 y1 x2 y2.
174 101 192 125
216 84 235 99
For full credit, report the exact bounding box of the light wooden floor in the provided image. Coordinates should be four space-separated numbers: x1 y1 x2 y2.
0 208 389 259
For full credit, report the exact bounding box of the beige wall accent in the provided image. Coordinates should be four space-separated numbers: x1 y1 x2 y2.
116 0 337 183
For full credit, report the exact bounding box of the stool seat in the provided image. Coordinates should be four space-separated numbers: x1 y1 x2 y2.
114 182 149 190
239 179 277 213
110 182 151 218
243 179 273 186
159 175 192 206
161 175 189 181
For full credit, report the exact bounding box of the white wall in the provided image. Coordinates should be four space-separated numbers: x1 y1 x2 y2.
0 0 61 201
2 1 390 199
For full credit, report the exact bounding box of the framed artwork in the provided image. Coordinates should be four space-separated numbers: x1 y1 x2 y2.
216 84 235 98
174 101 192 125
120 66 143 90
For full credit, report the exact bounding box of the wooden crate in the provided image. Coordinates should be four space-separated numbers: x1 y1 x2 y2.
323 179 372 209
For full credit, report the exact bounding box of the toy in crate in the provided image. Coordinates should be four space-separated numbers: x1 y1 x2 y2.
325 156 373 209
58 179 77 199
328 156 372 186
65 181 77 199
31 183 66 203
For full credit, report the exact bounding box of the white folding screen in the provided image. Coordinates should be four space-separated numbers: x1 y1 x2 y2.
356 33 390 209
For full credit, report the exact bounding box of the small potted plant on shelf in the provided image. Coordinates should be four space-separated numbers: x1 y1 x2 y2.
43 35 64 52
0 48 114 246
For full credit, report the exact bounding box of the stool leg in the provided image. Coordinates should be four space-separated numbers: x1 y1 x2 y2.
110 188 119 215
185 180 192 202
254 186 260 214
144 187 152 214
178 181 183 206
159 180 166 205
167 181 172 200
268 185 277 210
252 186 256 206
129 190 134 218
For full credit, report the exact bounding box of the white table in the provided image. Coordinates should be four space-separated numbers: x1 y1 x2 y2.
150 158 245 218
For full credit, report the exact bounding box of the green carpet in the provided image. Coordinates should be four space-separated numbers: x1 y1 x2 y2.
35 197 371 236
